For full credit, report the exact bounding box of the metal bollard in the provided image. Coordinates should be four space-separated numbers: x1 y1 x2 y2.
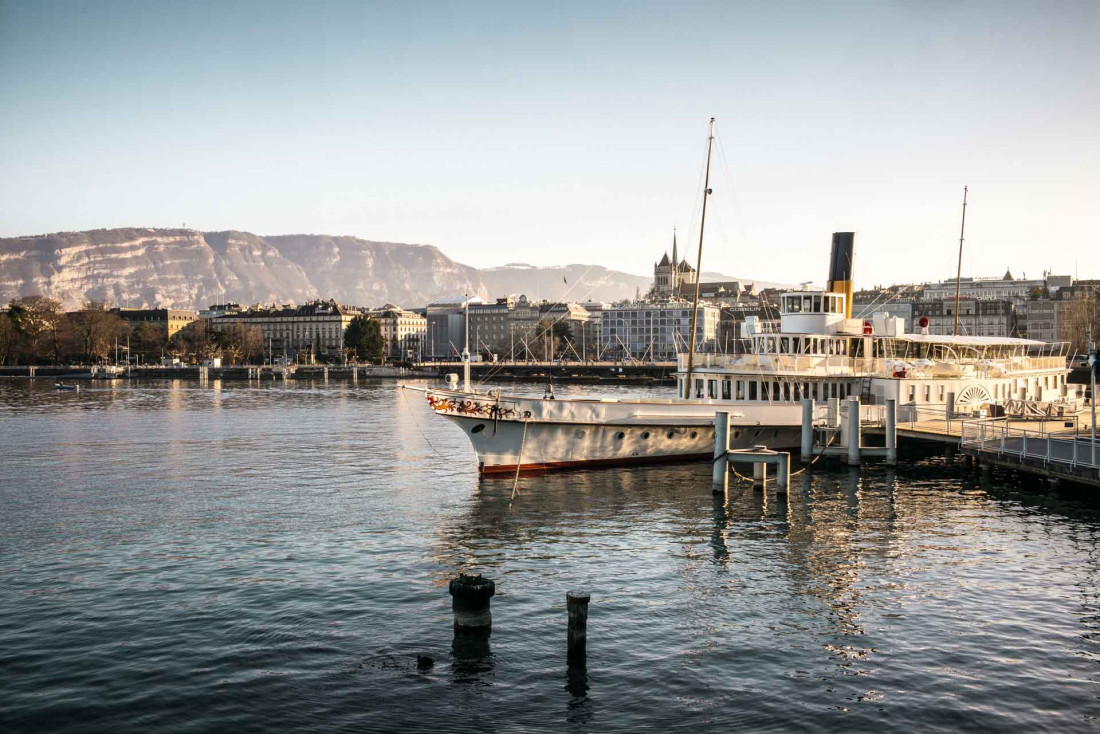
449 573 495 635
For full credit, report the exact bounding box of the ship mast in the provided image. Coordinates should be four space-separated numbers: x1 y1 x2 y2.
683 117 715 399
952 185 968 336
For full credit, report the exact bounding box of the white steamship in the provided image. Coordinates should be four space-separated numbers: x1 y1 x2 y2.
414 232 1077 475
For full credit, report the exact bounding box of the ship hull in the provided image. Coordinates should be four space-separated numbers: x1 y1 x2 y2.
421 388 804 474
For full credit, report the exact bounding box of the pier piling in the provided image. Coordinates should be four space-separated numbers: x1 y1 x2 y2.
801 399 814 463
846 398 862 466
566 591 590 664
449 573 496 635
885 398 897 466
713 411 731 492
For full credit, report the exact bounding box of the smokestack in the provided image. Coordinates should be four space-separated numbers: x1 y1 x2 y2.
826 232 855 319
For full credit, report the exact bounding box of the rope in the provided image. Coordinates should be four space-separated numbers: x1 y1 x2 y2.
717 427 839 483
509 418 530 506
399 387 451 461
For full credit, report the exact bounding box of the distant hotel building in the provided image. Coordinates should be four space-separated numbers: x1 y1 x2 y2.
210 300 358 359
365 304 427 360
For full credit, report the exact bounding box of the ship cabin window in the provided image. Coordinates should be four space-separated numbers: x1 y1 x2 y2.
811 383 818 400
938 385 945 401
924 385 931 402
907 385 916 402
813 295 821 312
708 380 718 399
695 378 704 399
748 380 757 400
786 296 801 313
736 380 746 400
783 383 791 402
762 382 770 401
780 337 790 353
722 380 731 400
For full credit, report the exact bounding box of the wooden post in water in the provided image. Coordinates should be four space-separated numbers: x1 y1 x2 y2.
567 591 590 665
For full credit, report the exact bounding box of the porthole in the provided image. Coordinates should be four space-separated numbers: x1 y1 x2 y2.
733 430 741 439
642 431 650 440
471 424 486 434
690 431 698 439
615 431 625 440
667 430 675 439
575 430 586 438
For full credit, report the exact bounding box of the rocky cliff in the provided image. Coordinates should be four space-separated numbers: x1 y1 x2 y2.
0 228 777 310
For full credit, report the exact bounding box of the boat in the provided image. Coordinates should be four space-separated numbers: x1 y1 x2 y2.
55 383 78 391
407 127 1079 475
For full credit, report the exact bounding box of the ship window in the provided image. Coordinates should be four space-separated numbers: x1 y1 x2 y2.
736 380 745 400
803 382 810 400
691 431 698 439
907 385 916 402
615 431 625 440
471 424 486 434
803 296 812 312
695 379 704 399
761 382 770 400
783 383 791 401
780 337 790 353
813 295 821 312
924 385 931 402
803 338 812 355
667 430 675 439
938 385 945 401
722 380 731 400
787 296 801 313
642 431 650 439
749 381 758 400
708 380 718 399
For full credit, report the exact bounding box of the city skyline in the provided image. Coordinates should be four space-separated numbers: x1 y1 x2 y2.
2 1 1097 286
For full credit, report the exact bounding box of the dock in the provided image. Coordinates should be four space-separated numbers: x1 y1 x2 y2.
714 397 1100 492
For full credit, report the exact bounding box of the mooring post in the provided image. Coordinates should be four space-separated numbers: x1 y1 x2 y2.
847 398 861 466
713 411 731 492
567 591 590 664
777 452 790 492
885 398 898 466
753 444 767 487
449 573 496 635
801 399 814 463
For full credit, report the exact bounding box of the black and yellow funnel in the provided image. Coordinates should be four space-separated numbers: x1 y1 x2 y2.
826 232 855 319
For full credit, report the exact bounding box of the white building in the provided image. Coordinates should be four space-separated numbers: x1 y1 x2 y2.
600 302 719 360
366 304 427 360
211 300 358 359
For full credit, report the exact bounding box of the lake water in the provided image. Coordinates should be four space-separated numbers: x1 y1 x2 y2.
2 378 1099 732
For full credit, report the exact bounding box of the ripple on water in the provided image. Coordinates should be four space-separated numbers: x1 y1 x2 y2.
2 379 1100 733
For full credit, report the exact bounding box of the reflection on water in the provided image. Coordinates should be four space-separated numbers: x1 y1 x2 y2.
2 379 1100 732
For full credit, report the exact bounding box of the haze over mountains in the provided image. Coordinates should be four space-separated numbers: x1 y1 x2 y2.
0 228 784 310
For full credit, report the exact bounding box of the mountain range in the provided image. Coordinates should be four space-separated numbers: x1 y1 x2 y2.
0 228 784 311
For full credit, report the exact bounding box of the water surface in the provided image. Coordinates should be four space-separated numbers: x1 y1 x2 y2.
1 379 1098 732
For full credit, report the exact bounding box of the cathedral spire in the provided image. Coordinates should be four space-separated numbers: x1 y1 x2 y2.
671 227 678 290
671 227 678 269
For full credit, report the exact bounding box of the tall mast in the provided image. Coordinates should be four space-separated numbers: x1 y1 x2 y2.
463 292 471 392
952 185 968 336
683 117 715 399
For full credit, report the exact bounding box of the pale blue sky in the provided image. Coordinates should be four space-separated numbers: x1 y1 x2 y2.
1 0 1097 286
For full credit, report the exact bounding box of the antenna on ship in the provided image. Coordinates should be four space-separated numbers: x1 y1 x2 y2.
683 117 716 399
952 185 968 336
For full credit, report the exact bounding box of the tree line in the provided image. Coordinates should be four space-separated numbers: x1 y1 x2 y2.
0 297 391 366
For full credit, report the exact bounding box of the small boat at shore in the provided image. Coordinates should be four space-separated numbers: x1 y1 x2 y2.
54 382 78 391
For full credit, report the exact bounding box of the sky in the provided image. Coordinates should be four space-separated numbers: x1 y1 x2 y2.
1 0 1097 287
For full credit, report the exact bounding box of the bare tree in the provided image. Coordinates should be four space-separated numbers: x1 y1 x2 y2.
8 295 63 363
69 301 124 362
1060 295 1100 354
0 312 15 365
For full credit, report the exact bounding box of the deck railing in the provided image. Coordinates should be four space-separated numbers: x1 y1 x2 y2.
961 419 1100 472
